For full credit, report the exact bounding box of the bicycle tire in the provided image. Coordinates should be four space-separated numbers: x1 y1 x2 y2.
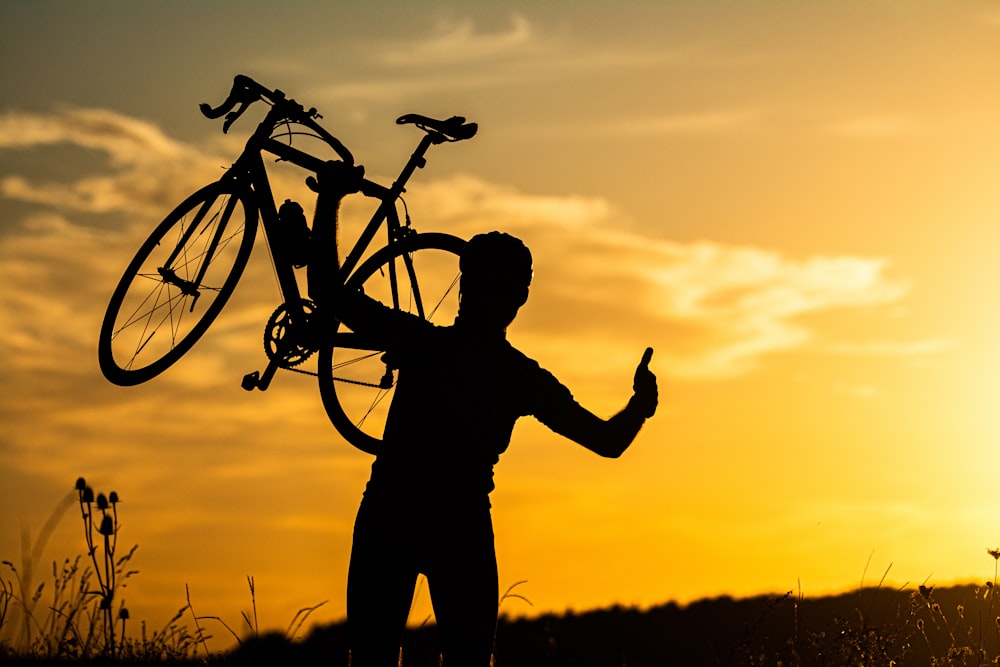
317 232 465 454
98 180 257 386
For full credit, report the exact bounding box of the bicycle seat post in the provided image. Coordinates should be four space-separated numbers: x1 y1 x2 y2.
390 134 436 199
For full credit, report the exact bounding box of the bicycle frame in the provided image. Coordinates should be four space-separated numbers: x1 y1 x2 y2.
226 101 448 391
100 75 476 449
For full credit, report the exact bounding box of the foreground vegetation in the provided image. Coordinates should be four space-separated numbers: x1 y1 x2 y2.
3 478 999 665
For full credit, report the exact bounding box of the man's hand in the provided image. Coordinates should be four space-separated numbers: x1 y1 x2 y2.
632 347 658 418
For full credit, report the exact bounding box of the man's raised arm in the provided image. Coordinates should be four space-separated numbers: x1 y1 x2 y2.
541 348 658 458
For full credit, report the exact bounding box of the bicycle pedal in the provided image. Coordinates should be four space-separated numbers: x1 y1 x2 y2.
241 371 260 391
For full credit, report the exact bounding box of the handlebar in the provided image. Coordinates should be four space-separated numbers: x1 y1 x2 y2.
201 74 355 164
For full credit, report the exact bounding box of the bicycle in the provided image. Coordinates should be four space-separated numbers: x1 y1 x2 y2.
98 74 478 455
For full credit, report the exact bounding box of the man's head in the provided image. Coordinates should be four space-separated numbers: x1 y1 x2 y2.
458 232 533 331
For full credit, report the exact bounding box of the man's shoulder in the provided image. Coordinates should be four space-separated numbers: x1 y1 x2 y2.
498 337 537 365
502 340 566 385
504 342 576 410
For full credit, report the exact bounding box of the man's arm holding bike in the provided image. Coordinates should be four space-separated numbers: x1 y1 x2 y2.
323 282 432 352
303 160 425 351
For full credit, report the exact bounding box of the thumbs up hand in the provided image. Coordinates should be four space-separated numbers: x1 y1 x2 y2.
631 347 658 418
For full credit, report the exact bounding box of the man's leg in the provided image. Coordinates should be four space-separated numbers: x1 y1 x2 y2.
347 500 418 667
425 512 499 667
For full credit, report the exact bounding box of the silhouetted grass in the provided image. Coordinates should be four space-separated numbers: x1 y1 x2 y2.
0 477 322 665
0 478 204 662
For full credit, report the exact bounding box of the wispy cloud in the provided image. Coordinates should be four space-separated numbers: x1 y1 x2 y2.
834 382 880 399
826 114 925 139
311 14 694 108
379 14 535 66
825 338 958 357
0 108 187 160
606 110 760 136
0 109 939 394
0 108 221 219
402 175 924 379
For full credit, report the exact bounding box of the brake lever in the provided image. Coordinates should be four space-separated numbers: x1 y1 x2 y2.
201 75 270 128
222 101 251 134
201 76 248 119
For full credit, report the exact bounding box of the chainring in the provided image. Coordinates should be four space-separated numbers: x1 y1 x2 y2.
263 300 317 368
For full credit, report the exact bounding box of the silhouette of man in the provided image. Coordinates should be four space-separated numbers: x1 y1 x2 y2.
334 231 658 667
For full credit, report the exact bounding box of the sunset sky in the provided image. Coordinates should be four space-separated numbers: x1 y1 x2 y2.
3 0 1000 645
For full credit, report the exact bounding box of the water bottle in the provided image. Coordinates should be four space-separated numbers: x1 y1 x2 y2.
278 199 311 268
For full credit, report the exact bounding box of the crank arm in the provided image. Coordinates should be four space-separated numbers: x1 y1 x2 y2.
241 358 280 391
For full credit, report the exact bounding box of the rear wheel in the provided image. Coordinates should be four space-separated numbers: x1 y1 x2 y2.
98 180 256 385
317 232 464 454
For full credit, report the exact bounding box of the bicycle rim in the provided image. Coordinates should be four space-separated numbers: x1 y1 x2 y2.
317 232 465 454
98 181 257 385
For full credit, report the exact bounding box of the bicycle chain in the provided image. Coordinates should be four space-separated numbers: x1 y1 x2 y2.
264 301 395 389
281 363 389 389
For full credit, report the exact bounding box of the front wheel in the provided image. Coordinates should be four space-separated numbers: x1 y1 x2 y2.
98 180 257 386
317 232 465 454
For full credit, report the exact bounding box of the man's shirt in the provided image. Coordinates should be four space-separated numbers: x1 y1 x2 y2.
337 291 579 507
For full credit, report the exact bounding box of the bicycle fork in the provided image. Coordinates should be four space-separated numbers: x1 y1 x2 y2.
158 189 243 312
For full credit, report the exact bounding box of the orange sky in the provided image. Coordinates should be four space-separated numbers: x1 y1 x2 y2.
3 0 1000 647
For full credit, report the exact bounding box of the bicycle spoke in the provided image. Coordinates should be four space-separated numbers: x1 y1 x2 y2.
112 202 244 357
114 283 187 369
332 350 381 371
357 388 392 428
428 273 460 320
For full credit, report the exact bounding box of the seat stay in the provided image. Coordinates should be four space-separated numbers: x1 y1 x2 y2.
338 133 437 284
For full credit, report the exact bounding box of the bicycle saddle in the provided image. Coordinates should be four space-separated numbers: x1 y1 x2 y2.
397 114 478 142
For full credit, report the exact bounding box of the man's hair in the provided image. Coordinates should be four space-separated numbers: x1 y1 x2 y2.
459 231 533 290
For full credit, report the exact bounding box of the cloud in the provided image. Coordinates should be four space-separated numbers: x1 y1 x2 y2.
402 175 915 379
825 114 925 139
0 109 934 396
380 14 535 67
312 14 684 107
0 108 223 219
834 382 879 399
606 110 759 136
825 338 958 357
0 108 186 161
